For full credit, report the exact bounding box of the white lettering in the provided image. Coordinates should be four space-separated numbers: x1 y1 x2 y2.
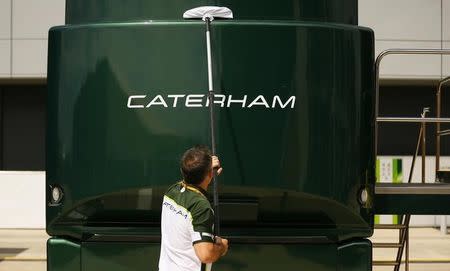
128 93 297 109
127 95 146 108
185 94 205 107
215 94 226 107
227 95 248 108
248 95 270 108
206 94 226 107
146 95 168 108
272 95 296 109
167 95 186 107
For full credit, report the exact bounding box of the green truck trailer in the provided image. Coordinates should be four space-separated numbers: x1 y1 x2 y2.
47 1 446 270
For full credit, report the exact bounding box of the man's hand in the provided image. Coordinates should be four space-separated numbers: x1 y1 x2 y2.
215 236 229 256
212 156 223 175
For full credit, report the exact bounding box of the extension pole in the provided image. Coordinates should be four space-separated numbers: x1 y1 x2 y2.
183 5 233 237
204 17 220 236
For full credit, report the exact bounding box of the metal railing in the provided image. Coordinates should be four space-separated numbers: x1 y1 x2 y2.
375 49 450 159
374 49 450 270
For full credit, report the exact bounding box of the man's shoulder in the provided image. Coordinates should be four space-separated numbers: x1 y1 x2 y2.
164 182 211 211
184 188 211 212
164 182 182 196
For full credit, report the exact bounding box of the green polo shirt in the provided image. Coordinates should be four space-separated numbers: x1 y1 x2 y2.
158 181 215 271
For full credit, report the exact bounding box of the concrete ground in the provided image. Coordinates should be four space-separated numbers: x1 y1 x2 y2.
0 229 46 271
0 228 449 271
371 227 450 271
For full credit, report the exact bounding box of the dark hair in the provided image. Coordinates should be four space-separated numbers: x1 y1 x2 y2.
181 146 212 185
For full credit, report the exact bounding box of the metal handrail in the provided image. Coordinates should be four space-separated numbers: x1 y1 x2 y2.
436 76 450 174
378 117 450 123
437 129 450 136
375 49 450 158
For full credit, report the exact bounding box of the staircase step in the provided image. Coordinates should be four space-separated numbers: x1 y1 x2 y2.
375 224 406 229
373 260 400 266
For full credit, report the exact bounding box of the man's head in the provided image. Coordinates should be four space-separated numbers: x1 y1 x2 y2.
181 146 213 186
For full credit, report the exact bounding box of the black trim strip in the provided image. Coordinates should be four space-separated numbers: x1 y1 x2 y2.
87 234 161 242
227 236 331 244
192 232 214 244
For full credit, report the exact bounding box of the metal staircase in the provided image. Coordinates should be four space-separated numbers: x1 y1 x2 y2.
373 108 428 270
373 219 410 270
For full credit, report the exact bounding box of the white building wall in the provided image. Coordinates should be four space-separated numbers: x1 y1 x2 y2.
0 171 45 228
0 0 65 78
0 1 12 77
445 1 450 75
359 0 450 79
0 1 448 79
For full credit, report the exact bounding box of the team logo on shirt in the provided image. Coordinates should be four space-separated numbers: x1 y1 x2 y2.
163 200 189 220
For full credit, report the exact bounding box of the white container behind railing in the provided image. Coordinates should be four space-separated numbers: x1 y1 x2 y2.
0 171 45 228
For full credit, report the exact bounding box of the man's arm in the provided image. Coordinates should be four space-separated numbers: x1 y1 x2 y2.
193 237 228 263
192 155 226 264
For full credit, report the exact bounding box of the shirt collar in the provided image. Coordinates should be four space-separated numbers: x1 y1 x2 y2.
181 180 208 198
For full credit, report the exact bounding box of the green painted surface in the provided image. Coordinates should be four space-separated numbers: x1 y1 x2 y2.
82 242 160 271
392 159 403 183
48 2 375 270
337 239 372 271
47 238 81 271
66 0 358 24
48 238 372 271
46 21 375 241
82 242 337 271
213 243 337 271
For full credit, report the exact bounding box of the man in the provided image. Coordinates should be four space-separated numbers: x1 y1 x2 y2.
158 146 229 271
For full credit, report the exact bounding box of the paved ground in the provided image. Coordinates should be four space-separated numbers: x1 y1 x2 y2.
0 229 47 271
0 228 449 270
371 227 450 271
